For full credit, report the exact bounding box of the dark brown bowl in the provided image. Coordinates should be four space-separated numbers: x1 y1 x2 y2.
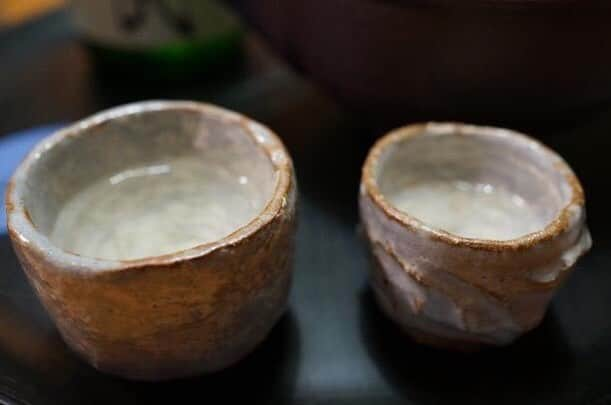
233 0 611 122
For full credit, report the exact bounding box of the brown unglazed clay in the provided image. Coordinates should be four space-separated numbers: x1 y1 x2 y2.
360 123 591 348
6 101 297 380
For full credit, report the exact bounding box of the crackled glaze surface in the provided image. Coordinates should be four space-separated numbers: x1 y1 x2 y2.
360 123 591 348
51 156 274 261
385 180 543 240
6 101 297 380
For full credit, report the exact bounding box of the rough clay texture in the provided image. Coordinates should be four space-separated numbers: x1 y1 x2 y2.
10 175 297 381
360 189 591 348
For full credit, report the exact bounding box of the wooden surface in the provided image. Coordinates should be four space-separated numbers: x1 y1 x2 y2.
1 9 611 404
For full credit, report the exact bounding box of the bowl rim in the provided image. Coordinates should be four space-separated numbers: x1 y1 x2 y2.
5 100 294 273
384 0 600 9
361 122 585 251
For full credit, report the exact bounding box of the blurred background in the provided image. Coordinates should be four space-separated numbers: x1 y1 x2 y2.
3 0 611 131
0 0 63 28
1 1 611 404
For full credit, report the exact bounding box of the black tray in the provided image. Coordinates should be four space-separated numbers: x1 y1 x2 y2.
1 10 611 405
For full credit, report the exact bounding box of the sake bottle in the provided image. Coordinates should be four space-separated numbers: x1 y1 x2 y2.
69 0 243 78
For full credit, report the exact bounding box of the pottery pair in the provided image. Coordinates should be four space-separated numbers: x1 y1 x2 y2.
5 102 590 380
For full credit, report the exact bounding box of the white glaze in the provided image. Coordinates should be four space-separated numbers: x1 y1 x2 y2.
529 226 592 283
386 180 544 240
361 192 525 345
51 156 272 261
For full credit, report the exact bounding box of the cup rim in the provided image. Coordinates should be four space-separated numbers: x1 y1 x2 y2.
361 122 585 251
5 100 294 273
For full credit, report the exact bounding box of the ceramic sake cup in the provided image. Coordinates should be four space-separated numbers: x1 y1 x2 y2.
5 101 297 380
360 123 591 349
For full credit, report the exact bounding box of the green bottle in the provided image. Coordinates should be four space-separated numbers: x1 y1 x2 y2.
69 0 243 78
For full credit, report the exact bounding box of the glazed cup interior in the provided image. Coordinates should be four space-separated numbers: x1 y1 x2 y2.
15 103 278 261
373 124 574 241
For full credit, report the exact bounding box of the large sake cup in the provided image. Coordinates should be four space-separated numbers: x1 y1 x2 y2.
6 101 297 380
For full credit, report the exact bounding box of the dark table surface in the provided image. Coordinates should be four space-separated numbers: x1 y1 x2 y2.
2 9 611 405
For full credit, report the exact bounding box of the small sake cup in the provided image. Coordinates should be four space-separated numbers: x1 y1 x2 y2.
6 101 297 380
360 122 591 349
